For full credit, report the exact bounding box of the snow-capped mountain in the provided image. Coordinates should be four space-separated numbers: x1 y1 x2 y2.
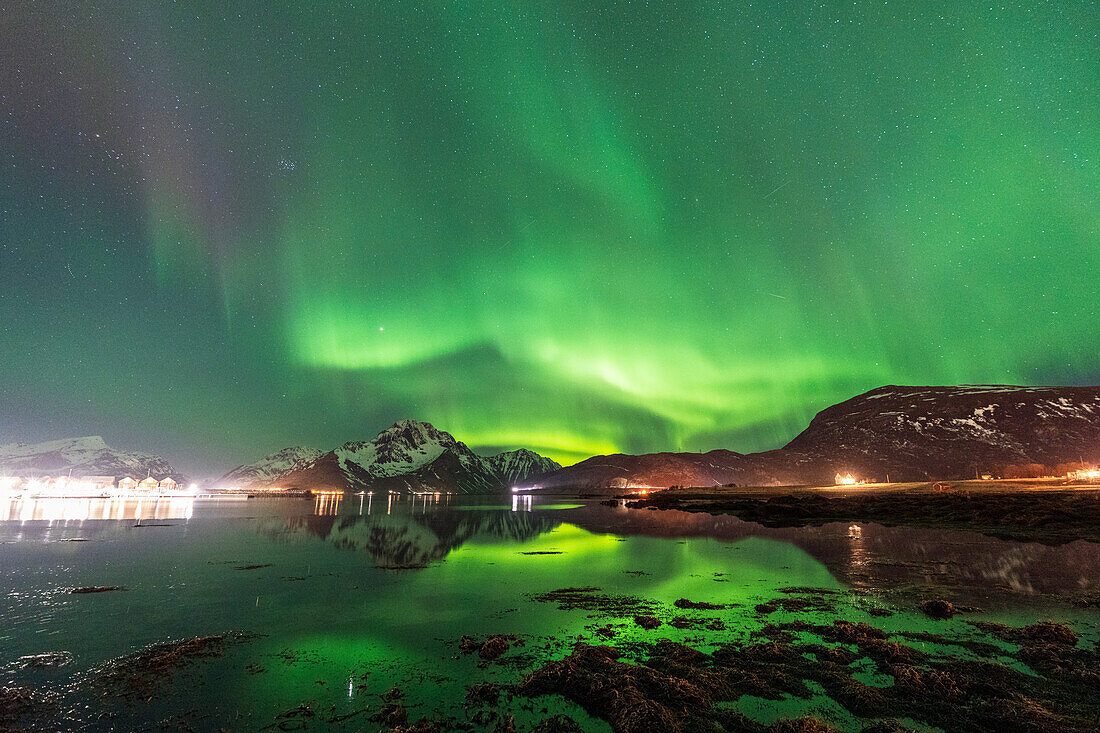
782 384 1100 482
0 436 184 482
486 448 562 487
274 420 526 494
218 446 324 488
532 385 1100 491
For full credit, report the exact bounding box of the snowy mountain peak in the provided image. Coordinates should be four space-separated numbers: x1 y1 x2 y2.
0 436 184 482
271 420 510 494
487 449 562 486
335 420 474 479
219 446 324 488
375 419 457 449
0 436 109 459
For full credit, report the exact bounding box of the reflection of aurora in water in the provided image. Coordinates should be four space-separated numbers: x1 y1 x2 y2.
0 497 1098 731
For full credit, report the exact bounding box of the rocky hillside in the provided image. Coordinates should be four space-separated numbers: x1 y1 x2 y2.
532 385 1100 492
218 446 324 488
520 449 799 492
0 436 185 482
486 448 562 487
273 420 554 494
783 385 1100 482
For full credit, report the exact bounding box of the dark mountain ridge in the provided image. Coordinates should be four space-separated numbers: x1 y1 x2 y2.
527 385 1100 492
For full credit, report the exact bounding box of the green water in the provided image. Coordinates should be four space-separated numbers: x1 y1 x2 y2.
1 495 1097 731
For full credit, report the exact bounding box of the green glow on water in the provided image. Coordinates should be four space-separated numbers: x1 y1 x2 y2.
0 499 1096 731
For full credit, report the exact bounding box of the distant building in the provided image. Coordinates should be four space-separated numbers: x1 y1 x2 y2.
118 476 138 492
157 477 178 492
137 476 158 492
835 472 857 486
81 476 116 490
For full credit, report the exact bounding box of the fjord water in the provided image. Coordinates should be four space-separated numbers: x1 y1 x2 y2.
1 494 1098 731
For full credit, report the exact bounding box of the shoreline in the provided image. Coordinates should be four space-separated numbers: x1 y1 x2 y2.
622 481 1100 545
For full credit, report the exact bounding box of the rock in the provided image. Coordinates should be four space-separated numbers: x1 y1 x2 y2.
87 633 250 700
768 718 842 733
492 714 517 733
673 598 725 610
479 635 512 660
531 714 585 733
919 600 980 620
458 634 519 661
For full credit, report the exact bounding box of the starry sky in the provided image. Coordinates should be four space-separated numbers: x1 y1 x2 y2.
1 2 1097 475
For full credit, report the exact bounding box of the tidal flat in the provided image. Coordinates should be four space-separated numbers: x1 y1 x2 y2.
1 494 1098 732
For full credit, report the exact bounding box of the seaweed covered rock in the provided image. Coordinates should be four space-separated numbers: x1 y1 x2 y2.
673 598 726 610
86 633 251 700
518 643 712 733
531 714 586 733
459 634 521 661
769 718 841 733
973 620 1080 647
464 682 503 707
0 685 56 731
918 599 980 619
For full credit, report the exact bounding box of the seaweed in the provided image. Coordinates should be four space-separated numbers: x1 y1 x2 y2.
86 633 252 701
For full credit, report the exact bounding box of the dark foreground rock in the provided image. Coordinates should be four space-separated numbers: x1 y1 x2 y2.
86 633 252 701
459 634 522 661
0 685 56 731
918 599 981 619
515 617 1100 733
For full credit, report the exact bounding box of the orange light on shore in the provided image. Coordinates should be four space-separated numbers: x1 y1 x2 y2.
834 472 858 486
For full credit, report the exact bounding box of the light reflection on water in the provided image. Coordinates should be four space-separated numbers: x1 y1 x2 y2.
0 496 198 523
1 491 469 524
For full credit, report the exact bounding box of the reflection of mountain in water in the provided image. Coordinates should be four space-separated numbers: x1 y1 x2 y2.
571 504 1100 601
262 509 559 568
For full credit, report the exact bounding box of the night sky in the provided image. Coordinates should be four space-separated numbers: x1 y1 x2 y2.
1 2 1097 475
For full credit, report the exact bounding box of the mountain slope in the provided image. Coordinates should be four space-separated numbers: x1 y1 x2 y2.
0 436 185 481
533 385 1100 492
526 449 799 492
219 446 324 488
783 384 1100 482
486 448 562 487
276 420 507 493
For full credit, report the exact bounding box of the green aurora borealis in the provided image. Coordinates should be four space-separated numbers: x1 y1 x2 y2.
1 2 1097 472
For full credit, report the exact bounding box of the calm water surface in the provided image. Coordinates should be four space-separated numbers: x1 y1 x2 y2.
2 494 1098 731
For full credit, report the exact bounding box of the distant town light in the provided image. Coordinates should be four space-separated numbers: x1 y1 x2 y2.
835 472 858 486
